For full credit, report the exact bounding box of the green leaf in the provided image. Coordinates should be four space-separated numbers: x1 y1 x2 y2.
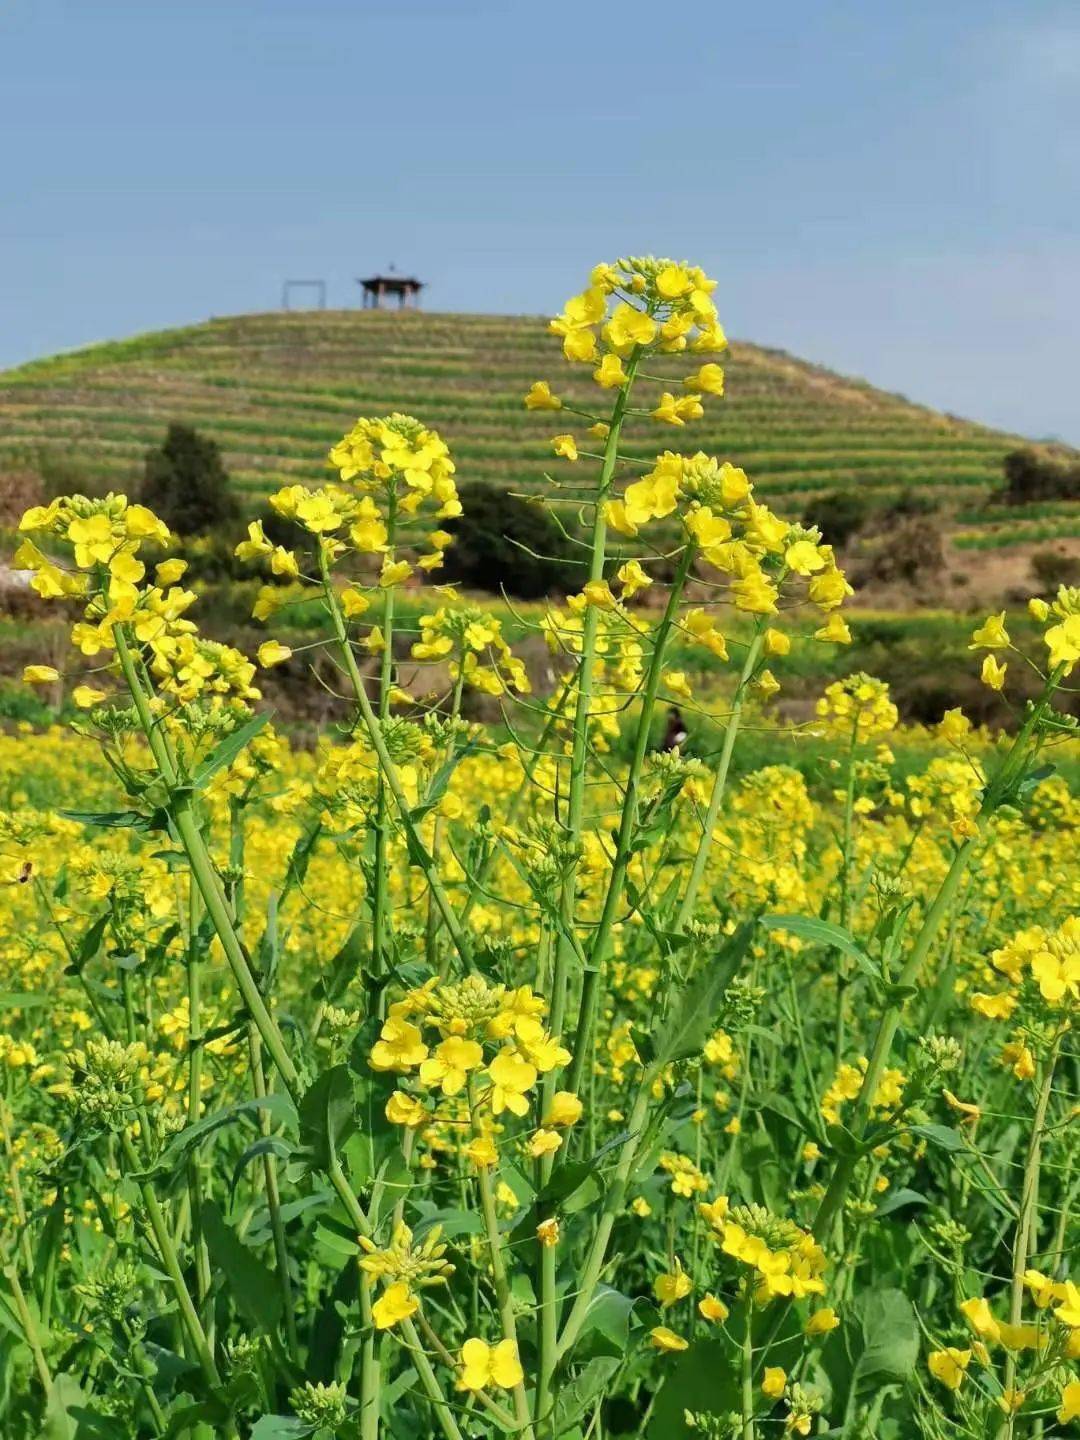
874 1187 930 1218
58 809 165 831
190 712 269 790
648 921 755 1068
553 1357 619 1435
761 913 882 984
0 991 51 1011
298 1065 356 1170
910 1123 966 1153
43 1376 127 1439
249 1418 314 1440
821 1288 919 1417
201 1200 283 1330
409 736 478 822
647 1339 740 1439
228 1135 294 1201
147 1093 296 1180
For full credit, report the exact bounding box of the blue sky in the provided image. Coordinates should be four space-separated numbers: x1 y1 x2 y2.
3 0 1077 440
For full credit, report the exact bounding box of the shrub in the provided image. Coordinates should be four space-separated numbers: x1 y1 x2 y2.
438 480 580 596
1030 547 1080 592
802 489 870 547
999 446 1080 505
139 422 239 536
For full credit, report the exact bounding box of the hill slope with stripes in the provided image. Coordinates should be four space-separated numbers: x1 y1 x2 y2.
0 309 1047 542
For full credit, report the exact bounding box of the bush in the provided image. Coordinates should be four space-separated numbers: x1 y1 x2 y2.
999 447 1080 506
802 490 870 548
139 423 239 536
438 480 580 597
1031 547 1080 592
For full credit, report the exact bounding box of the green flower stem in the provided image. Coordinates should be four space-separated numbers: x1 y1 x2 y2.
401 1317 466 1440
113 624 301 1097
185 877 214 1348
548 355 641 1045
3 1261 51 1393
118 1129 222 1392
468 1083 535 1439
372 491 398 978
741 1297 756 1440
359 1322 382 1440
563 541 696 1107
555 1074 653 1362
673 626 765 930
833 722 861 1068
810 680 1059 1251
0 1098 35 1275
246 1026 300 1360
1001 1033 1062 1440
319 554 473 971
114 624 376 1258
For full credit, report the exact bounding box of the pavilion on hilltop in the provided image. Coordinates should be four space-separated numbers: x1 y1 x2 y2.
357 270 424 309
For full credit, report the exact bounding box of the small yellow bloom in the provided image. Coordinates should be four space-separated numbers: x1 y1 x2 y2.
762 1367 787 1399
72 685 106 708
257 640 293 668
699 1294 729 1324
648 1326 688 1353
928 1347 971 1391
969 612 1010 650
536 1218 560 1248
653 1262 692 1309
981 654 1007 691
528 1129 562 1158
805 1308 840 1335
544 1091 583 1127
552 433 579 462
23 665 60 685
458 1338 523 1392
525 380 562 410
371 1282 418 1330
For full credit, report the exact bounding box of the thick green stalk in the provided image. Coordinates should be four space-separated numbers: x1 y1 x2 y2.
246 1027 300 1359
1000 1035 1061 1440
119 1129 221 1390
401 1317 465 1440
4 1262 51 1393
811 682 1058 1247
371 492 398 977
564 541 696 1104
673 627 765 930
114 624 376 1262
548 355 641 1043
185 878 213 1346
741 1300 756 1440
113 625 301 1096
319 555 473 970
469 1080 535 1439
556 1077 653 1361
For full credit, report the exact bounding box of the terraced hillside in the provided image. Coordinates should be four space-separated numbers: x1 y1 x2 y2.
0 309 1033 527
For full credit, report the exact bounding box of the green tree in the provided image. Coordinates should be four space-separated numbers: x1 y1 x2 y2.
140 423 239 535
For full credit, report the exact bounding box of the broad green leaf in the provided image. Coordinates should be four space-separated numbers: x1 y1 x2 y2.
761 913 882 984
147 1093 296 1180
298 1065 356 1170
190 712 269 790
201 1200 282 1330
552 1356 619 1435
910 1123 966 1153
648 921 755 1069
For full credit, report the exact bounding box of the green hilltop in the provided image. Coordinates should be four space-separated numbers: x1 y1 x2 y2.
0 308 1031 529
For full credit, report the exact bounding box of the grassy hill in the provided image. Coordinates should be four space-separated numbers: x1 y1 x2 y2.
0 308 1035 528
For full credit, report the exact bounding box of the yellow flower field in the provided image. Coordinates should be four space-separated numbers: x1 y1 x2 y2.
0 255 1077 1440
